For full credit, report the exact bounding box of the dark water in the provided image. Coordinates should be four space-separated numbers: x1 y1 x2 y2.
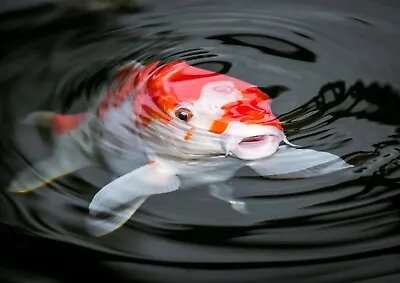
1 0 400 282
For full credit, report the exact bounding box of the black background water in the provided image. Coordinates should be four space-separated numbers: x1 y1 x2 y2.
1 0 400 282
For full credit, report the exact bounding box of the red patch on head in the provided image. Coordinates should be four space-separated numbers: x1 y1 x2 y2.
131 60 282 131
143 61 257 110
209 87 282 134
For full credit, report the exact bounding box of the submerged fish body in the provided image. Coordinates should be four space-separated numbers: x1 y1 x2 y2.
8 60 353 236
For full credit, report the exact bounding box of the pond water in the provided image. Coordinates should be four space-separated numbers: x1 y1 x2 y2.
1 1 400 282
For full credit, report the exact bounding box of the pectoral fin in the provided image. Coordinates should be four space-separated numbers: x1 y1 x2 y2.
86 162 181 236
248 145 353 179
209 183 248 214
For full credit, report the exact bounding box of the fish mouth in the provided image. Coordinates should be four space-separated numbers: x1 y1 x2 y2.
235 134 281 160
221 128 284 160
239 135 270 145
237 134 281 150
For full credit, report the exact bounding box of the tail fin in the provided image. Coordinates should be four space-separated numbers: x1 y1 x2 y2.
21 111 55 127
8 111 93 193
8 149 91 193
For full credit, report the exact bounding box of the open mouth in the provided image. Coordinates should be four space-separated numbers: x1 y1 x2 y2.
239 135 267 144
238 134 281 147
223 126 283 160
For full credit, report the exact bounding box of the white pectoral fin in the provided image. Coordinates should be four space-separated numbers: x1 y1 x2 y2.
248 145 353 179
86 163 181 236
209 183 248 214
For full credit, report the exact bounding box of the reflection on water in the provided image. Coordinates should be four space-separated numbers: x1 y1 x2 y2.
1 1 400 282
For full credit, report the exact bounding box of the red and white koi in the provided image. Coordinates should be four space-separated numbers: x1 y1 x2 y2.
8 60 353 236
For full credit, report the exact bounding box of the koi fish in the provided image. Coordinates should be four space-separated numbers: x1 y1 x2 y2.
8 60 353 236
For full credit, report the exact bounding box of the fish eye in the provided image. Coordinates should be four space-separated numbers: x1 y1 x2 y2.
174 107 193 122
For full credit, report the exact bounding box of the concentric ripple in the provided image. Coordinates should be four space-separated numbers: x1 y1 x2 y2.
1 1 400 283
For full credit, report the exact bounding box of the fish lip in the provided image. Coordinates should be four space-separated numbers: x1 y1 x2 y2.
239 134 272 145
231 133 282 160
237 126 283 145
237 134 281 148
220 125 284 159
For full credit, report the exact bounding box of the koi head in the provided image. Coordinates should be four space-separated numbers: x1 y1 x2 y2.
134 61 286 161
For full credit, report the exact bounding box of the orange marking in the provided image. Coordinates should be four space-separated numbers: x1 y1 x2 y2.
52 113 86 135
138 114 152 127
209 119 228 134
97 65 145 121
184 127 195 141
148 160 156 165
218 87 283 130
131 62 175 128
141 105 171 124
116 64 136 84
